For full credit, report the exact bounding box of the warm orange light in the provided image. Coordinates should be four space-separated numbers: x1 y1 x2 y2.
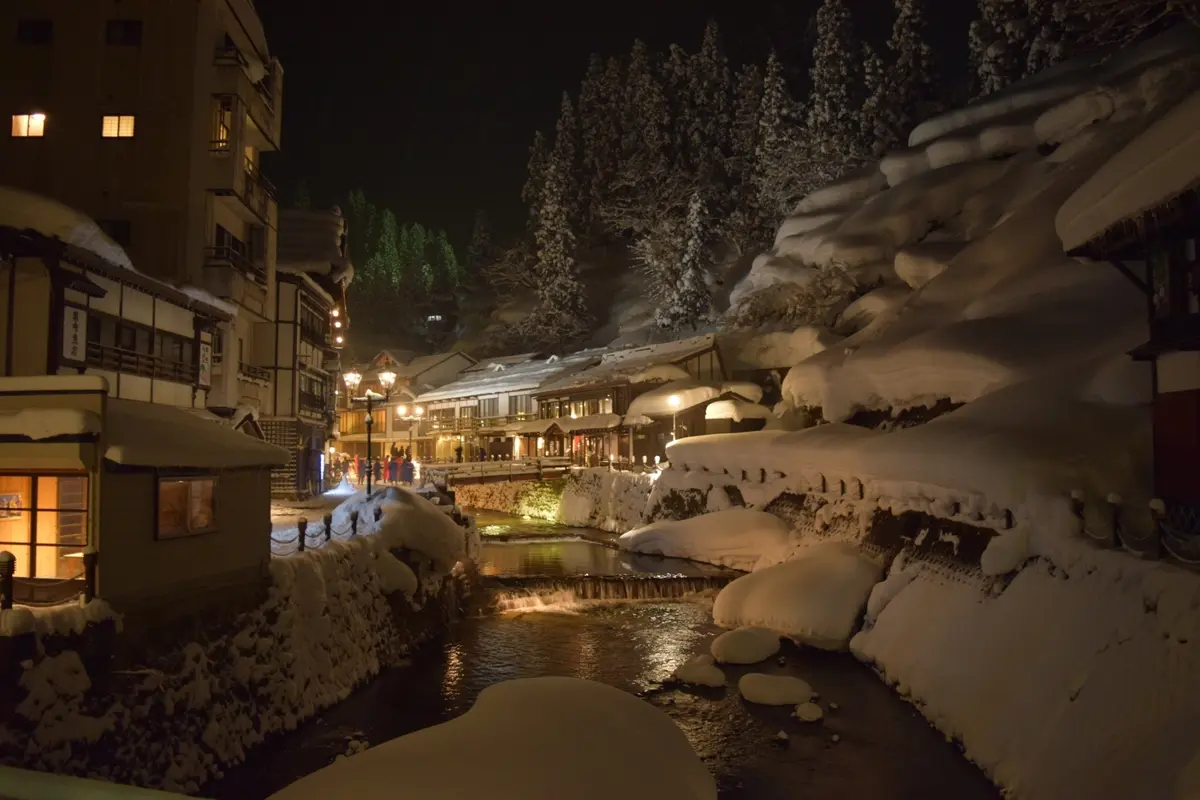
331 308 340 318
334 320 342 328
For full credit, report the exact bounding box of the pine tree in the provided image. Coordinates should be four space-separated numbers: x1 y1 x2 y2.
1025 0 1072 76
753 51 808 225
549 92 583 233
688 19 733 187
970 0 1028 98
528 91 591 345
521 130 549 232
728 62 765 249
434 229 462 288
888 0 941 138
807 0 869 181
661 43 694 168
344 189 377 270
860 42 890 157
655 192 713 330
400 222 430 297
1056 0 1200 45
466 210 494 278
577 54 623 231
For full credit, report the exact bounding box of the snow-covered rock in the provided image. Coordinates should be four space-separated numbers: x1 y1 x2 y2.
713 542 882 649
618 509 791 572
673 654 726 688
270 677 717 800
737 674 813 706
794 702 824 722
710 626 781 665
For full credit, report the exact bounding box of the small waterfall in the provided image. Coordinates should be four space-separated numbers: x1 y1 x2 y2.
486 574 735 612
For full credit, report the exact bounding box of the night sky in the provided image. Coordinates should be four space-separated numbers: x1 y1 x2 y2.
256 0 975 248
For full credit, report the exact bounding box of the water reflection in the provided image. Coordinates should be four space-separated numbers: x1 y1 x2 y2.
477 539 725 577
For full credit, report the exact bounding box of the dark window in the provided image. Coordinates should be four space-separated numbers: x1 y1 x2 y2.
16 19 53 45
117 324 136 351
96 219 131 248
134 327 151 355
105 19 143 46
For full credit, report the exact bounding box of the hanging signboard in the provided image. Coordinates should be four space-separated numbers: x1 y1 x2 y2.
198 341 213 388
62 307 87 363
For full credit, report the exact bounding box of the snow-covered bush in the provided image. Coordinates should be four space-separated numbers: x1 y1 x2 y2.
727 263 864 330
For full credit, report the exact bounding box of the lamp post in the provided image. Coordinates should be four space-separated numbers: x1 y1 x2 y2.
395 403 425 460
668 393 682 442
343 368 396 496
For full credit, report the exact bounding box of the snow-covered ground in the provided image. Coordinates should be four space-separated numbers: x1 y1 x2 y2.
2 488 478 792
269 677 717 800
618 508 790 571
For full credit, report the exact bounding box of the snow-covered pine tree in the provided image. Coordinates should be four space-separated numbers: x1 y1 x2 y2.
888 0 941 139
549 92 583 234
806 0 869 182
970 0 1028 98
1057 0 1199 45
529 92 591 346
687 20 732 186
466 210 493 278
577 54 623 233
753 51 808 227
602 39 675 237
521 130 549 233
727 62 764 250
860 42 890 158
1025 0 1074 76
661 42 695 177
433 229 462 288
655 191 713 330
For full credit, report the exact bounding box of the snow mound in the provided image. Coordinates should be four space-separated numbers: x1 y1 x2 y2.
0 185 135 270
673 654 726 688
737 673 813 706
618 509 791 572
834 285 911 336
793 165 887 215
270 677 717 800
713 542 882 650
794 702 824 722
375 551 418 597
893 242 963 289
625 380 762 417
710 626 781 665
705 399 772 423
732 326 842 370
335 488 466 572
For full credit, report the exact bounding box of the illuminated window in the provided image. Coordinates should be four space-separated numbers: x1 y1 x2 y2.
11 113 46 138
0 475 89 579
156 477 216 539
101 115 135 138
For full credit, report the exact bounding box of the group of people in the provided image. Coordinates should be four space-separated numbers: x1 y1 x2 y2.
337 448 417 487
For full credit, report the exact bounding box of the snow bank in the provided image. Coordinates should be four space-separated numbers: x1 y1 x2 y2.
737 673 813 706
710 626 781 665
713 542 881 649
618 509 790 572
1 598 120 639
454 480 564 522
705 398 772 423
270 677 717 800
731 326 842 370
332 487 467 572
852 554 1200 800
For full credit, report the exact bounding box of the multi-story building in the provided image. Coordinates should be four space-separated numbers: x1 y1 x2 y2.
337 349 475 461
0 0 284 426
263 208 352 498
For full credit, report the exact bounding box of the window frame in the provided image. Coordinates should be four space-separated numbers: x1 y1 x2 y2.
105 19 143 46
16 19 53 45
155 475 218 540
0 473 90 579
11 112 46 138
101 114 136 138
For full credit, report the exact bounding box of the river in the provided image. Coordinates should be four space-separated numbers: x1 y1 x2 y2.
207 513 997 799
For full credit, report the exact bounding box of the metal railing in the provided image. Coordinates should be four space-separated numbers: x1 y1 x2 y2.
86 342 199 385
298 391 326 414
204 244 267 285
238 362 271 384
269 502 469 557
0 548 97 610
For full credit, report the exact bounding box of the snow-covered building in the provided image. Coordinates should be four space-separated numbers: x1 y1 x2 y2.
1057 87 1200 551
532 335 730 465
337 349 476 462
0 202 226 409
0 0 286 433
412 351 600 461
261 208 352 498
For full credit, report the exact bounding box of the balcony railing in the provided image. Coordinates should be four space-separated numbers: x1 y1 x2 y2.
241 157 276 224
238 362 271 384
86 342 199 385
214 45 278 111
204 244 267 286
299 391 327 414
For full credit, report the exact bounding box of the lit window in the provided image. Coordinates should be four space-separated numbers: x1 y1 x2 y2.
427 314 443 322
102 115 135 138
0 475 89 579
11 113 46 138
156 477 217 539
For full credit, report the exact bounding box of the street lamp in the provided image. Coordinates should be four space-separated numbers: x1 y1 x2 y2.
668 393 682 441
343 368 395 496
395 404 425 461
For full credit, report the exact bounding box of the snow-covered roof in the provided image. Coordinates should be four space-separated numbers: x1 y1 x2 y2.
414 351 601 403
0 185 134 270
626 380 764 417
705 399 773 423
536 335 718 395
104 398 287 468
394 352 470 380
0 408 101 440
507 418 565 436
1056 90 1200 253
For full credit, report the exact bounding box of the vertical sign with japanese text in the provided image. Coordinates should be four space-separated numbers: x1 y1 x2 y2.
199 341 213 388
62 307 86 363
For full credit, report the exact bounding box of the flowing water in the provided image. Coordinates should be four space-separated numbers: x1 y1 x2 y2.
208 513 998 799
